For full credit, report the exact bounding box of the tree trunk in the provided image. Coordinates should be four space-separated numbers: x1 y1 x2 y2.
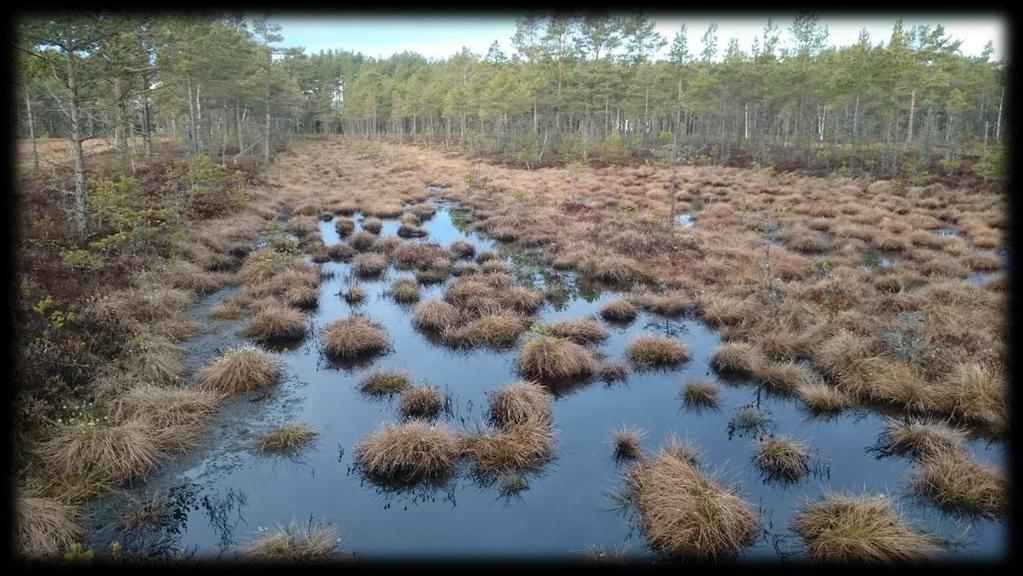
265 74 272 162
141 71 152 158
66 47 88 240
906 88 916 146
25 89 39 171
995 85 1004 142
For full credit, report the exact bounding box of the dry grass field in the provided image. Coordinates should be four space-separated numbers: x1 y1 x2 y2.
267 138 1009 437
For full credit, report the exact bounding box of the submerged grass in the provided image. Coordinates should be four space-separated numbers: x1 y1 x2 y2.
258 424 318 455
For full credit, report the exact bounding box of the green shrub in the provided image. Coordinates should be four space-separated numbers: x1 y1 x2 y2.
167 155 247 219
974 147 1006 182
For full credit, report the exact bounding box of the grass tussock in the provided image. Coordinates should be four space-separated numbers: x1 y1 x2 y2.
243 304 307 343
240 520 342 564
456 312 528 347
390 278 421 303
938 363 1006 430
600 297 637 322
791 493 943 564
352 253 388 278
711 342 766 376
613 426 646 460
754 436 810 481
875 420 966 459
113 384 223 451
36 418 162 487
449 240 476 259
463 420 554 476
683 379 719 408
412 299 461 332
14 496 83 559
355 421 461 483
626 335 689 368
357 369 411 396
350 230 377 251
320 316 389 360
399 386 443 419
327 242 355 262
361 217 382 234
623 444 757 559
797 380 852 414
517 332 598 380
343 284 366 304
199 346 281 394
258 424 317 455
487 380 552 428
911 450 1007 517
600 362 628 382
755 361 813 395
547 318 609 344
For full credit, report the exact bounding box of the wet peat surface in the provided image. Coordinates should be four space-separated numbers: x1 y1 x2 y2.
84 199 1008 562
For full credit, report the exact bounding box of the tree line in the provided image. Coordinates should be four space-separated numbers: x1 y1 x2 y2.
17 12 1007 236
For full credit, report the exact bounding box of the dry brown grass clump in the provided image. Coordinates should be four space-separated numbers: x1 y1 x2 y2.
711 342 766 376
499 285 545 313
14 496 83 559
911 450 1007 517
626 335 689 368
629 290 693 316
361 216 383 233
487 380 552 427
517 332 598 380
791 493 943 564
623 443 757 559
350 230 377 252
357 369 411 396
754 436 810 481
335 217 355 237
875 420 966 459
682 379 719 408
600 297 637 322
462 421 554 476
321 316 389 360
352 252 388 278
476 250 499 263
390 278 421 303
481 259 507 273
612 426 646 460
399 386 443 419
343 284 366 304
937 363 1006 431
327 242 355 262
199 346 281 394
411 203 436 220
797 380 852 414
456 312 528 347
258 424 318 455
755 361 813 395
285 285 319 310
36 418 161 488
449 240 476 259
600 362 628 382
243 304 307 343
354 421 461 483
547 318 609 344
397 222 427 238
412 299 461 332
113 384 223 452
240 520 342 564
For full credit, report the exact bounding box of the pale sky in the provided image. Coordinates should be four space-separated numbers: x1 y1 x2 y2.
266 14 1007 62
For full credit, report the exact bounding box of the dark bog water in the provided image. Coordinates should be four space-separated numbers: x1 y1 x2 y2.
85 202 1008 562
